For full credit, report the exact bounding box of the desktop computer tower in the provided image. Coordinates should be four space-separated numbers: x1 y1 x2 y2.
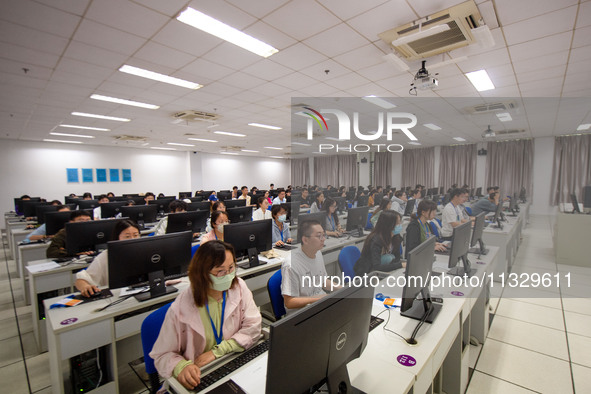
70 348 109 393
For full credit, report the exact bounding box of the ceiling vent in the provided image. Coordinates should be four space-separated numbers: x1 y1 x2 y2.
463 101 517 114
496 129 525 135
113 135 147 142
220 145 243 151
378 0 482 61
172 110 220 122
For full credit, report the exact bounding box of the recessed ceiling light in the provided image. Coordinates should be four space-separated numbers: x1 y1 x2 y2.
247 123 282 130
167 142 195 147
90 94 159 109
496 112 512 122
291 142 312 147
453 137 467 142
50 132 95 139
188 138 218 143
269 156 283 159
362 95 397 109
423 123 441 130
177 7 278 58
43 139 83 144
119 65 202 90
264 146 283 150
213 131 246 137
465 70 495 91
71 112 130 122
220 151 239 155
408 142 422 145
151 147 177 151
59 124 110 131
577 124 591 131
241 149 259 153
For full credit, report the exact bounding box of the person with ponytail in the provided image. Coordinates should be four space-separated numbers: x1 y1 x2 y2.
405 199 448 259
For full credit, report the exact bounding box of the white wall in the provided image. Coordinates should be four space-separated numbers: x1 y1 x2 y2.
475 142 487 190
0 139 191 214
531 137 556 215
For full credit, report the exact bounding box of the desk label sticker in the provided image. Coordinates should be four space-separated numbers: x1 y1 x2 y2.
451 291 464 296
397 354 416 367
476 261 486 265
60 317 78 325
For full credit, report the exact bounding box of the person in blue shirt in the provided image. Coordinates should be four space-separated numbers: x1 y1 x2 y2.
271 204 292 247
470 191 499 216
24 205 71 242
271 188 287 205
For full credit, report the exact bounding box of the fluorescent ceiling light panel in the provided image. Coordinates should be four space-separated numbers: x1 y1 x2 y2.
177 7 278 58
465 70 495 91
213 131 246 137
119 65 202 90
247 123 282 130
43 139 82 144
151 147 176 151
90 94 159 109
220 151 239 155
496 112 512 122
391 24 450 46
241 149 259 153
167 142 195 147
264 146 283 150
423 123 441 130
408 142 421 145
71 112 130 122
269 156 283 159
576 123 591 131
363 95 397 109
291 142 312 146
188 138 218 143
59 124 110 131
50 132 95 139
453 137 467 142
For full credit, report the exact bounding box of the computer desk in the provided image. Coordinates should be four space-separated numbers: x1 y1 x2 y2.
18 241 51 305
5 219 34 259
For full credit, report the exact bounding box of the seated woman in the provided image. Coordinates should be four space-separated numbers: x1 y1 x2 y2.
370 197 391 228
323 198 344 237
201 211 229 244
405 200 448 258
271 204 292 247
150 241 262 390
252 196 272 221
390 190 407 215
367 189 377 207
74 220 141 297
354 210 404 277
205 201 226 232
309 191 325 213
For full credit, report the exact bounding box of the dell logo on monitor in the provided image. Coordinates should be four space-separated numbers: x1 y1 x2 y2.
336 332 347 351
151 254 161 264
249 234 255 242
96 232 105 239
187 221 193 226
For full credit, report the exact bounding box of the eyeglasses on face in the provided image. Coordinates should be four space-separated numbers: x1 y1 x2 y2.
304 232 326 240
211 264 236 277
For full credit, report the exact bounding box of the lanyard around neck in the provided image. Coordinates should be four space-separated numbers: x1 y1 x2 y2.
206 291 226 345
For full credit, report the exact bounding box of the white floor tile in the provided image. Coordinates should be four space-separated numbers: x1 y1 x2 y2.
0 331 39 367
0 360 29 392
572 364 591 393
568 332 591 368
466 371 536 394
562 298 591 315
26 352 51 392
564 311 591 338
511 258 557 271
496 298 565 331
557 264 591 277
469 342 483 369
475 338 573 393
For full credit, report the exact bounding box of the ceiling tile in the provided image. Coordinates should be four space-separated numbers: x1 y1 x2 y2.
325 72 370 90
73 19 147 55
572 25 591 48
33 0 90 15
249 82 292 97
201 42 262 71
0 42 60 69
85 0 169 38
225 0 289 18
221 71 267 90
0 21 70 55
268 43 327 71
297 83 341 97
576 0 591 28
333 44 386 70
346 0 417 42
274 72 318 91
456 48 511 72
130 0 188 17
263 0 341 41
299 59 351 81
516 65 566 84
569 44 591 64
357 62 404 82
242 60 294 81
512 50 569 75
63 41 129 69
303 23 370 58
133 42 196 70
152 20 222 58
495 0 578 26
180 58 235 82
317 0 389 21
503 6 578 46
508 31 573 62
408 0 473 17
0 0 81 38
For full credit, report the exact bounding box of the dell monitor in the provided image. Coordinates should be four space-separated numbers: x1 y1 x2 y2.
297 212 327 244
14 197 41 215
99 201 127 219
226 206 253 224
149 197 175 214
469 212 488 255
165 210 209 234
119 205 158 229
108 231 192 301
77 199 99 210
345 206 369 236
36 204 76 224
65 218 123 255
187 201 211 212
571 193 581 214
178 191 192 199
266 284 374 394
446 221 473 276
23 201 50 218
224 199 247 209
400 236 442 324
45 210 93 236
223 219 272 265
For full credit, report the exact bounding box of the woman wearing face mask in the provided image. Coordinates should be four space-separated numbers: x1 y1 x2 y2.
354 210 404 277
150 240 262 391
201 211 229 244
271 204 292 247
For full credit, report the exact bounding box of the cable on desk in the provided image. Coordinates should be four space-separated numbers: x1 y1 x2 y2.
375 309 407 342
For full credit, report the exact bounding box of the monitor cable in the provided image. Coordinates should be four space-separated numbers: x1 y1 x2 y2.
375 309 406 342
406 301 434 345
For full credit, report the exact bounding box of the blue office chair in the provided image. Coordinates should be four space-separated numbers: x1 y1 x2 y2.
365 212 373 230
267 270 285 320
429 221 441 241
141 302 173 394
338 246 361 281
465 206 472 216
191 244 200 259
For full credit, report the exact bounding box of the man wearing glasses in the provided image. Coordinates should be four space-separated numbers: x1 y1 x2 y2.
281 220 335 314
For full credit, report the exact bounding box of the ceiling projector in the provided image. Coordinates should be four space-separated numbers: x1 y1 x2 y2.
410 60 438 95
482 125 495 138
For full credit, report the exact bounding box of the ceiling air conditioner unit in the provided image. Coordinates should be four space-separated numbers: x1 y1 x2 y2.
172 110 220 123
378 0 482 61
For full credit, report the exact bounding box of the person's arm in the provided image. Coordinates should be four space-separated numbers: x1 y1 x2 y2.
46 230 68 258
272 222 283 246
26 224 47 241
283 294 325 309
75 251 108 296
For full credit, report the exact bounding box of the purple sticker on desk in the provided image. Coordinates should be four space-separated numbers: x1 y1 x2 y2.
60 318 78 325
477 261 485 265
451 291 464 297
397 354 416 367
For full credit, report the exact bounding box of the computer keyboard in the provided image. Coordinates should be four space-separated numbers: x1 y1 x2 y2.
194 340 269 392
72 288 113 302
434 249 450 256
369 315 384 332
273 243 295 250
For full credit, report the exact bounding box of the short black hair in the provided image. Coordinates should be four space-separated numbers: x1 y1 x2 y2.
277 188 285 194
300 220 322 238
450 188 464 199
97 194 108 201
82 192 92 199
232 186 238 190
212 201 226 211
241 186 248 191
169 199 187 212
112 219 140 240
211 210 229 225
70 210 92 221
145 192 155 199
50 200 62 205
271 204 286 217
20 194 31 199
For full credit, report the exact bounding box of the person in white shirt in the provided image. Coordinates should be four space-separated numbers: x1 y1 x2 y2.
309 191 325 213
409 189 421 214
93 194 110 219
237 186 251 206
152 200 190 236
390 190 407 215
271 188 287 205
441 188 470 239
252 196 272 221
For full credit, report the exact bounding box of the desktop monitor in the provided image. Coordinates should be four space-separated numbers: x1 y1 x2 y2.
225 199 247 209
45 210 93 235
446 221 473 276
475 187 482 198
64 196 79 205
519 186 527 202
14 197 41 215
178 191 192 199
165 211 209 234
491 199 504 228
149 197 175 214
345 190 356 201
187 201 211 212
126 196 147 205
119 205 158 228
226 206 253 224
65 218 123 255
108 196 127 202
356 195 369 207
439 186 444 194
442 193 451 206
373 193 384 205
266 284 374 394
297 212 327 244
345 206 369 233
583 186 591 210
196 190 214 199
77 200 99 209
217 191 232 201
508 192 519 216
469 212 488 255
189 196 204 202
403 199 415 217
400 236 442 324
36 204 76 224
571 193 581 214
99 202 127 218
333 197 347 213
286 201 301 225
23 201 50 218
223 219 272 261
108 231 192 301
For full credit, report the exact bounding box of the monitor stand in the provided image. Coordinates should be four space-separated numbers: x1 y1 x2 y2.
447 255 475 277
135 270 178 301
400 297 442 324
469 239 489 255
351 225 364 238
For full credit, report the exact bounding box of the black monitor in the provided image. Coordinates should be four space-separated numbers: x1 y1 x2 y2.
108 196 127 202
571 193 581 214
126 196 147 205
491 198 504 229
583 186 591 210
223 219 272 262
345 190 356 201
45 210 93 235
297 212 327 244
345 206 369 235
108 231 192 301
189 196 204 202
508 193 519 216
266 284 374 394
100 202 128 218
373 193 383 206
64 196 79 205
196 190 214 199
14 197 41 215
225 199 247 209
446 221 473 276
442 193 451 206
519 186 526 202
36 204 76 224
475 187 482 198
287 201 301 225
119 205 158 228
166 211 209 234
65 218 123 255
178 191 192 199
356 195 368 207
226 206 253 223
439 186 444 194
77 200 99 209
149 197 175 214
217 191 232 201
403 199 415 217
400 236 442 324
187 201 211 211
333 197 347 213
23 201 50 218
469 212 488 255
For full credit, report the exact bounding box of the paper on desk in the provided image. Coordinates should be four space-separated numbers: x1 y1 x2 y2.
26 262 60 273
230 353 267 393
119 286 149 296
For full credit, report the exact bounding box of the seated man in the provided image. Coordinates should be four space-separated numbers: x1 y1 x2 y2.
299 188 311 208
46 210 93 258
93 194 110 219
470 191 499 216
25 205 71 242
144 192 155 205
238 186 251 205
440 188 470 240
271 188 287 205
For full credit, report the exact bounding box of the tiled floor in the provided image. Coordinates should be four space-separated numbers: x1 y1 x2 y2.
1 215 589 393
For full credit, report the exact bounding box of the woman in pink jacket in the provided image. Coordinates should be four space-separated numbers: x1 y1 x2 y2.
150 240 262 390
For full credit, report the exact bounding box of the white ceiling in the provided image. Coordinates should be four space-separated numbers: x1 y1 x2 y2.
1 0 591 157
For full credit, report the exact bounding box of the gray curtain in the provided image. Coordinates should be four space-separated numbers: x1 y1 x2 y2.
337 154 358 187
313 155 339 187
290 158 310 187
550 134 591 205
439 144 477 190
401 147 434 188
373 152 392 188
485 139 534 197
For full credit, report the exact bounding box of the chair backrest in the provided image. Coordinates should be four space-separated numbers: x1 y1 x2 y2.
141 302 173 379
267 270 285 320
191 243 200 259
429 221 441 240
338 245 361 279
465 206 472 216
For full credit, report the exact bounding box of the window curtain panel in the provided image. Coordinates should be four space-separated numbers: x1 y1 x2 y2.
550 134 591 205
337 154 358 187
439 144 477 191
485 139 534 197
401 147 434 188
373 152 392 188
313 155 339 187
290 158 310 187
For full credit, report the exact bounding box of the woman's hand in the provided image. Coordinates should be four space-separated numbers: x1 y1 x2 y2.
195 351 216 368
75 279 99 297
177 364 201 389
435 243 447 252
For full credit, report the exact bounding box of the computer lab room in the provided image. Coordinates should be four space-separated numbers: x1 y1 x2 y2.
1 0 590 393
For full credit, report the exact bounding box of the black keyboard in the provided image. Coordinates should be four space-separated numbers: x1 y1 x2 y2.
72 288 113 302
369 315 384 332
195 340 269 392
434 249 450 256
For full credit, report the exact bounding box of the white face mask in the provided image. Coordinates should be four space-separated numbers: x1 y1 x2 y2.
216 224 225 233
209 271 235 291
278 214 287 222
